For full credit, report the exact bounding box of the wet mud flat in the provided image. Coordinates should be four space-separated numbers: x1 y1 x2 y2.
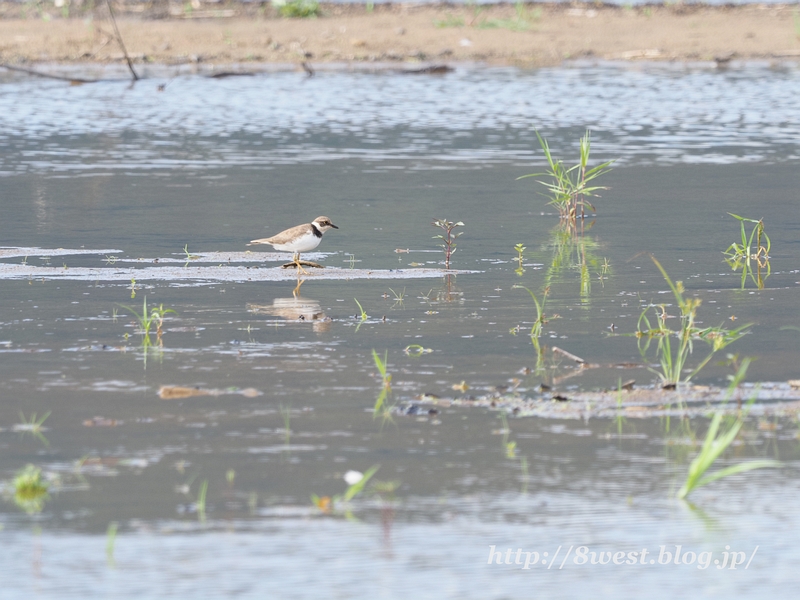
0 247 477 281
410 381 800 420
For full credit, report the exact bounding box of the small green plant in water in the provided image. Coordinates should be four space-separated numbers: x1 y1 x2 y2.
513 284 555 377
195 479 208 522
14 411 51 446
122 297 177 346
723 214 770 289
387 287 406 308
106 522 118 565
518 130 614 221
514 243 526 275
513 285 550 339
11 464 50 514
354 298 368 321
634 256 751 388
497 413 529 494
432 218 464 270
677 359 782 499
183 243 200 267
371 349 393 417
273 0 320 18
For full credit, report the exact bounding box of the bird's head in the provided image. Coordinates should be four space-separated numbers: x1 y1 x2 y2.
313 216 339 232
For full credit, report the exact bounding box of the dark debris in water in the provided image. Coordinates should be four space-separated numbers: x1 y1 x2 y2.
408 383 800 420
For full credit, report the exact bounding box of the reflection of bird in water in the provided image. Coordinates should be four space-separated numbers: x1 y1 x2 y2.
247 296 331 333
248 216 338 275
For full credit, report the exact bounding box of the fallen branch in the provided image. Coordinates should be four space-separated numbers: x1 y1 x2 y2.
552 346 585 364
105 0 139 81
0 64 97 84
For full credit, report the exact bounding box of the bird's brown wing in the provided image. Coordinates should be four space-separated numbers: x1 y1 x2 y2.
249 223 309 245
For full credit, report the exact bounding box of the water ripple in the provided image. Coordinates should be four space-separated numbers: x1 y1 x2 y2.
1 62 798 172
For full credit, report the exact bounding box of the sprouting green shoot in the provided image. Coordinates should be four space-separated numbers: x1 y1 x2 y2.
678 360 782 499
106 522 118 565
121 297 177 345
497 413 528 493
371 350 393 417
372 349 391 388
182 244 200 266
122 297 154 337
432 218 464 270
723 214 770 289
513 285 549 338
196 479 208 522
634 256 751 387
388 287 406 308
514 243 526 275
14 411 51 446
354 298 368 321
150 303 177 339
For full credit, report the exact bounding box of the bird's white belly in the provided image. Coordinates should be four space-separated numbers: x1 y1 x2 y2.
272 232 321 253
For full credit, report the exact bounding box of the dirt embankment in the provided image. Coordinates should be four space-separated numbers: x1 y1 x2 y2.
1 2 799 68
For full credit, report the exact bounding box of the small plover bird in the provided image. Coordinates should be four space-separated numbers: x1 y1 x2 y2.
249 216 338 274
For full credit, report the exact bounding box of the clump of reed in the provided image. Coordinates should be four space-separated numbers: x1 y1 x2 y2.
10 464 50 514
519 130 614 221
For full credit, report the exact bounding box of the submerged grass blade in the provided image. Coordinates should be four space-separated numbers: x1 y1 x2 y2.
371 349 392 417
677 360 783 499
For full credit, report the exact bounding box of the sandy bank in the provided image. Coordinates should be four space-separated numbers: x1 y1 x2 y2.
1 3 799 69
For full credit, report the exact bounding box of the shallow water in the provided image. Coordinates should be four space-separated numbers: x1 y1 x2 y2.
0 64 799 598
